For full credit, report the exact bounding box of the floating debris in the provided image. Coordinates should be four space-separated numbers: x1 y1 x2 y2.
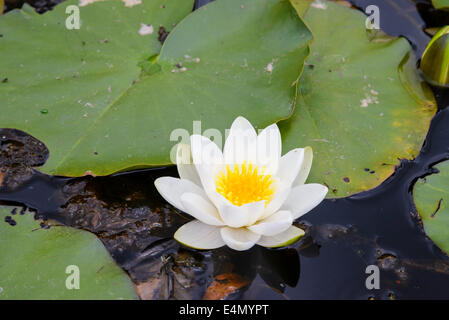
311 0 327 10
122 0 142 7
360 88 379 108
138 24 154 36
265 60 275 73
79 0 103 7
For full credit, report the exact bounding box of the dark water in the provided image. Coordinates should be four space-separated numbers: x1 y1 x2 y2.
1 0 449 299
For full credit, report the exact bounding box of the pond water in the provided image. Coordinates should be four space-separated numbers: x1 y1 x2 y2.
1 0 449 299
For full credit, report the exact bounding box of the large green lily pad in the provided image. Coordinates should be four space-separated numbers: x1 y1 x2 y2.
0 0 311 176
280 1 436 197
0 206 138 299
413 160 449 256
0 0 193 176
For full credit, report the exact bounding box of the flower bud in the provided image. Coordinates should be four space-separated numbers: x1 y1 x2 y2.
420 26 449 87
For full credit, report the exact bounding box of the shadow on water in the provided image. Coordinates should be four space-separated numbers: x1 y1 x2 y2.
1 0 449 299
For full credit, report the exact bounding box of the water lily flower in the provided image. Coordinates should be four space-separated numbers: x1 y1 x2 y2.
155 116 328 251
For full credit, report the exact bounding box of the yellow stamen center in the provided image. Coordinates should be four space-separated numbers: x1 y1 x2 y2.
215 162 275 206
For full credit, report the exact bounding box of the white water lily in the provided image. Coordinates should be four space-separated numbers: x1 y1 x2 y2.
155 117 328 251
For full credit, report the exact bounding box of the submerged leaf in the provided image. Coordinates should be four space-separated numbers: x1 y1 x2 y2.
203 273 249 300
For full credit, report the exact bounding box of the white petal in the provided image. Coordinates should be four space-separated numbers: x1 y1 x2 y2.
256 123 281 174
180 192 224 226
246 200 268 226
257 226 304 248
277 148 304 187
218 200 265 228
154 177 207 211
174 220 225 250
248 210 293 236
176 143 202 187
220 227 261 251
223 116 257 165
218 204 248 228
190 134 224 168
293 146 313 186
190 134 224 206
260 181 291 220
281 184 328 220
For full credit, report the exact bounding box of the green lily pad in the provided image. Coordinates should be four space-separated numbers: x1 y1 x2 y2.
0 206 138 299
0 0 193 176
432 0 449 10
413 160 449 256
289 0 314 16
0 0 311 176
280 1 436 198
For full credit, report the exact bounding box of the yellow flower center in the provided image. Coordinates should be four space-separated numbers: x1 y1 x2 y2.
215 162 275 206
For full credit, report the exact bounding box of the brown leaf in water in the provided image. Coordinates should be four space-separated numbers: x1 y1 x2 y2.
203 273 249 300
